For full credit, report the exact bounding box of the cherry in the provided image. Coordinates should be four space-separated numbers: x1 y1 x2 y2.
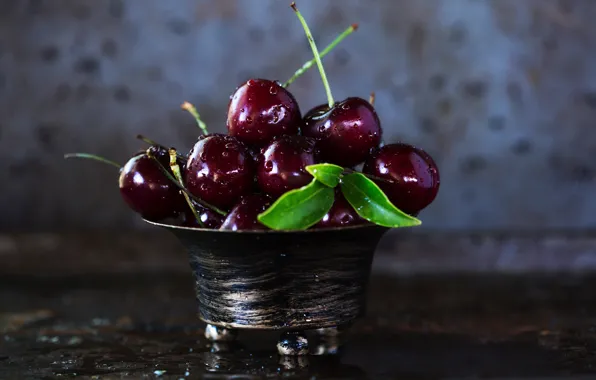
227 79 302 146
314 190 367 229
118 147 186 221
302 97 382 167
180 200 225 229
362 143 440 215
257 135 319 198
184 134 255 209
220 194 273 231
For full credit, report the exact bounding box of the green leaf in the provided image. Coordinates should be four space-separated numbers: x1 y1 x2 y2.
305 163 344 188
340 172 421 228
258 179 335 230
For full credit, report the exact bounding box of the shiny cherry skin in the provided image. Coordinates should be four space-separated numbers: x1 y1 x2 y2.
118 147 186 221
227 79 302 146
257 135 319 198
314 190 368 229
363 143 440 215
180 200 225 229
220 194 273 231
301 97 382 167
184 134 255 209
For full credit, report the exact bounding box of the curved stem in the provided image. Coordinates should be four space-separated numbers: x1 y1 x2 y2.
63 153 121 169
283 23 358 88
181 102 209 135
146 151 227 216
291 2 334 108
169 148 204 227
136 134 158 146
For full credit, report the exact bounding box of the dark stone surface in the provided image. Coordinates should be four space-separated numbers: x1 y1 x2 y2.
1 273 596 379
2 232 596 378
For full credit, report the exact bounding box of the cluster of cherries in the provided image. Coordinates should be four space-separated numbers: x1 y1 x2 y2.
68 3 440 231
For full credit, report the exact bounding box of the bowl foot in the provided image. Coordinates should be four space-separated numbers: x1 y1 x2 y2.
277 331 309 356
204 324 238 342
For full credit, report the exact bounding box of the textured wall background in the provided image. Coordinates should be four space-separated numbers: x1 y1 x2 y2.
1 0 595 231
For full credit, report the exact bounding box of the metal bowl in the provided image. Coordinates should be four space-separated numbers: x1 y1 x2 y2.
145 220 389 354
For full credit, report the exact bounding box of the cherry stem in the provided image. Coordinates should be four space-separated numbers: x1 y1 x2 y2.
369 91 375 106
181 102 209 135
283 23 358 88
146 150 227 216
136 134 186 159
169 148 204 227
291 2 334 108
343 168 394 184
136 134 159 146
64 153 121 169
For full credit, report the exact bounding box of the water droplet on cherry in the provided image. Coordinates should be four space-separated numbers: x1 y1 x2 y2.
227 79 301 146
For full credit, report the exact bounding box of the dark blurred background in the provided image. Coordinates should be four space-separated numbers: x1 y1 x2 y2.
1 0 595 231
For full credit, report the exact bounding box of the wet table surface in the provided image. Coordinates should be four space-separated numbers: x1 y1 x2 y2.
2 272 596 379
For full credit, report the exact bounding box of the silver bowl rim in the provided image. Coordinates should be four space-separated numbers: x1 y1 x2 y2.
143 218 391 235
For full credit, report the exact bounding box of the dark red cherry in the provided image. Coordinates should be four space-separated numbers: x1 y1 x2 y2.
227 79 302 146
257 135 319 198
220 194 273 231
118 148 186 221
184 134 255 209
180 200 225 229
301 97 382 167
363 143 440 215
314 190 367 229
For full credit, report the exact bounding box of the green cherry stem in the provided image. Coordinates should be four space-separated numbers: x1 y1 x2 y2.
64 153 121 169
136 134 159 146
291 2 335 108
283 23 358 88
146 149 227 216
369 91 375 106
181 101 209 135
169 148 204 227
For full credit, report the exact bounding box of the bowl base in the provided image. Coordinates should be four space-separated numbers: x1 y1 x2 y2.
204 323 349 356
